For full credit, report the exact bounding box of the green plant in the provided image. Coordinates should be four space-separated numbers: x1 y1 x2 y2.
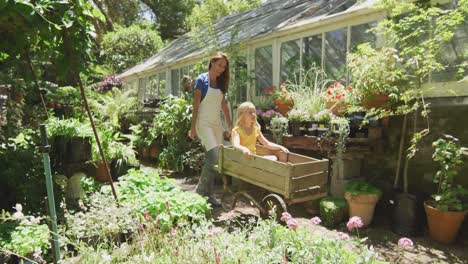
286 67 328 117
152 95 193 172
287 109 310 122
331 116 350 159
251 96 274 110
347 44 405 106
47 86 82 106
314 109 332 123
345 180 382 196
430 135 468 211
46 117 93 140
270 116 289 144
1 207 50 260
129 123 153 148
320 197 348 228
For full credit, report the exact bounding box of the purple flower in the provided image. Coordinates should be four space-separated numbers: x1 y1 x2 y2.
261 110 281 120
280 212 292 222
398 237 414 247
346 216 364 231
337 232 350 240
310 216 321 225
286 218 299 229
256 109 263 116
208 227 223 237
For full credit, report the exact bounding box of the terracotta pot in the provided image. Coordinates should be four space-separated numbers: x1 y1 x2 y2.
345 192 380 227
424 201 467 244
326 100 347 116
95 161 111 182
363 94 389 109
274 99 293 117
140 146 150 160
149 145 158 158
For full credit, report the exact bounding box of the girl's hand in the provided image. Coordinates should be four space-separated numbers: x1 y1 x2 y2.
189 127 197 140
242 149 251 160
279 146 289 153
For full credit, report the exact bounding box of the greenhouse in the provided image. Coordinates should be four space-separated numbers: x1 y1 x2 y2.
1 0 467 263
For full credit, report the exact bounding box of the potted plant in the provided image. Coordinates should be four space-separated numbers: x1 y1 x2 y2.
347 44 404 110
424 135 468 244
270 116 289 145
314 109 331 138
285 66 328 136
344 180 382 227
265 83 294 117
322 82 350 117
287 109 310 137
320 196 348 228
259 109 281 135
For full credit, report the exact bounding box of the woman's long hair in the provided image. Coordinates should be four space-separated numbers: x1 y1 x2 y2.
208 52 230 94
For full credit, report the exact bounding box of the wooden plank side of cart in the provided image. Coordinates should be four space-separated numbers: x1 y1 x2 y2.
219 146 289 196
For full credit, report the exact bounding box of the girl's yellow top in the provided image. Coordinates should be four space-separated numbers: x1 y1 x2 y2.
232 126 260 154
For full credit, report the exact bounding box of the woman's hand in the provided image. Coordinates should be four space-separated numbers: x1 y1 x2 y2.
189 127 197 140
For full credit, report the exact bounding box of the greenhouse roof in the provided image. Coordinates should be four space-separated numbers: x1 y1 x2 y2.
119 0 375 79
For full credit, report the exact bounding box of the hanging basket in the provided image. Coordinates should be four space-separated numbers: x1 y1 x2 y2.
326 100 347 116
363 94 389 109
274 99 293 117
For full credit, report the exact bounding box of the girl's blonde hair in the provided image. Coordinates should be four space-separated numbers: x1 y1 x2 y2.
236 101 259 128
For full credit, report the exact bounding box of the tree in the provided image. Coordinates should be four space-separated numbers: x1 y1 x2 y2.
102 22 165 73
140 0 197 40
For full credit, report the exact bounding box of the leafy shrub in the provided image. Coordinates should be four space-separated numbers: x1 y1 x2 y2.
345 180 382 196
152 96 193 172
102 23 164 73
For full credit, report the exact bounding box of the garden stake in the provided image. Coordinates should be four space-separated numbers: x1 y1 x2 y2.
76 76 119 204
39 124 60 263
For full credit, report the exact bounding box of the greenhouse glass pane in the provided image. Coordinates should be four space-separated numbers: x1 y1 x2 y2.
280 39 301 83
255 45 273 95
147 75 158 100
171 69 180 96
233 55 248 104
302 34 322 72
350 22 376 52
159 72 166 97
324 28 347 82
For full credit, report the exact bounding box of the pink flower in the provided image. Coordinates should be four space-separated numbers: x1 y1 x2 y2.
337 232 350 240
347 216 364 231
226 210 235 220
310 216 321 225
281 212 292 222
170 227 177 237
166 201 171 208
208 227 223 237
142 209 151 222
398 237 414 248
281 255 288 264
286 218 299 229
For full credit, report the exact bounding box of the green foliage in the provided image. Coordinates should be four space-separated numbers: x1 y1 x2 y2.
431 135 468 211
151 96 192 172
46 86 82 106
345 180 382 196
348 44 405 106
102 23 164 73
74 218 380 263
286 66 328 117
270 116 288 144
331 116 350 160
141 0 197 40
89 87 140 129
129 123 152 148
46 117 93 140
91 125 137 166
320 197 348 228
251 96 274 110
1 209 50 259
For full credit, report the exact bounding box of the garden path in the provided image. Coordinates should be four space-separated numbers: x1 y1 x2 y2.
145 166 468 264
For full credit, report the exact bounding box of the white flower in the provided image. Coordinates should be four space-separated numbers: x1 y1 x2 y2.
101 253 111 262
12 212 24 219
14 203 23 212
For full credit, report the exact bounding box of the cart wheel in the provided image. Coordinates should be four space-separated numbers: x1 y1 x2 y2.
261 194 287 219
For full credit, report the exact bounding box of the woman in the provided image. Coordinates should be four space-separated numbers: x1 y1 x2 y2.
189 52 233 207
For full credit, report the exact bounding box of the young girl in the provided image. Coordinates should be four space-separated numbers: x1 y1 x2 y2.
232 102 289 160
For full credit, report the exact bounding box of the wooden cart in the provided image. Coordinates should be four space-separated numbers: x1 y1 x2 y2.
218 145 329 216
